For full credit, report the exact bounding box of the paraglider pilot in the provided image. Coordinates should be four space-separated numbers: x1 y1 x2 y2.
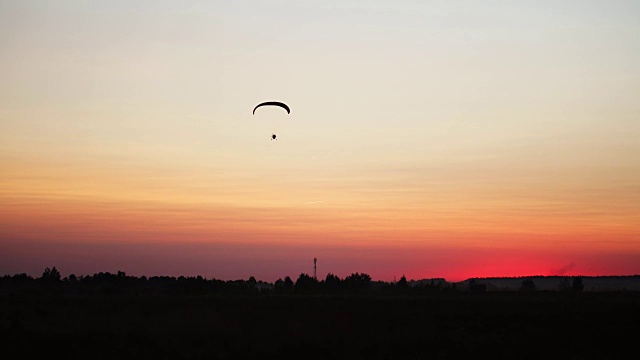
252 101 288 141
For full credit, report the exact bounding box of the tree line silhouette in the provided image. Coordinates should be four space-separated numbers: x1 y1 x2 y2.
1 266 594 296
1 267 452 296
3 267 636 360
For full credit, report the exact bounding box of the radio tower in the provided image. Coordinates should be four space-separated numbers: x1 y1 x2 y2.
313 258 317 280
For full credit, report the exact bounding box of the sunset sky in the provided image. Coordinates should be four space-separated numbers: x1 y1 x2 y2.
1 1 639 282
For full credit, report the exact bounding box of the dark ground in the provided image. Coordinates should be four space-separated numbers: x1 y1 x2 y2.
1 291 638 359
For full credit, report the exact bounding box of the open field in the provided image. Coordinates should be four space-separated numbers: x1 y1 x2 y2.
2 291 638 359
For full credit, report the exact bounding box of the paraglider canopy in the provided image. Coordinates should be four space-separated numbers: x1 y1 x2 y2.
253 101 290 115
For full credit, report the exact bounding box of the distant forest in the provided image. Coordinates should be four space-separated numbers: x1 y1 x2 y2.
3 268 640 358
3 267 638 295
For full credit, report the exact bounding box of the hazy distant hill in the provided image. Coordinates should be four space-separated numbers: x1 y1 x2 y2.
457 275 640 291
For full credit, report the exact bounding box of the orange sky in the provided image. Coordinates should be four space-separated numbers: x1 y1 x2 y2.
2 148 638 282
1 1 639 282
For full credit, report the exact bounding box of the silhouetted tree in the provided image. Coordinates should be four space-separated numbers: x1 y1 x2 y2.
324 273 342 293
283 276 294 293
274 278 284 293
572 277 584 292
344 272 372 293
520 278 537 292
274 276 294 294
397 275 408 289
40 267 61 283
383 275 409 295
294 273 318 293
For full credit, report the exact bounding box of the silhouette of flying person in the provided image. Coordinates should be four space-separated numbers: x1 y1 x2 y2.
253 102 288 141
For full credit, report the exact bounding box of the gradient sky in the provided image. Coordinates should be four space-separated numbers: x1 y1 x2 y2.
1 1 639 282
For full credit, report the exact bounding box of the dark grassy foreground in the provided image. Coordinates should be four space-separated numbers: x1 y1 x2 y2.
1 291 638 359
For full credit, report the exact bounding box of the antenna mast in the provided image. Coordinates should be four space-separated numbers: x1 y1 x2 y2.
313 258 317 280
